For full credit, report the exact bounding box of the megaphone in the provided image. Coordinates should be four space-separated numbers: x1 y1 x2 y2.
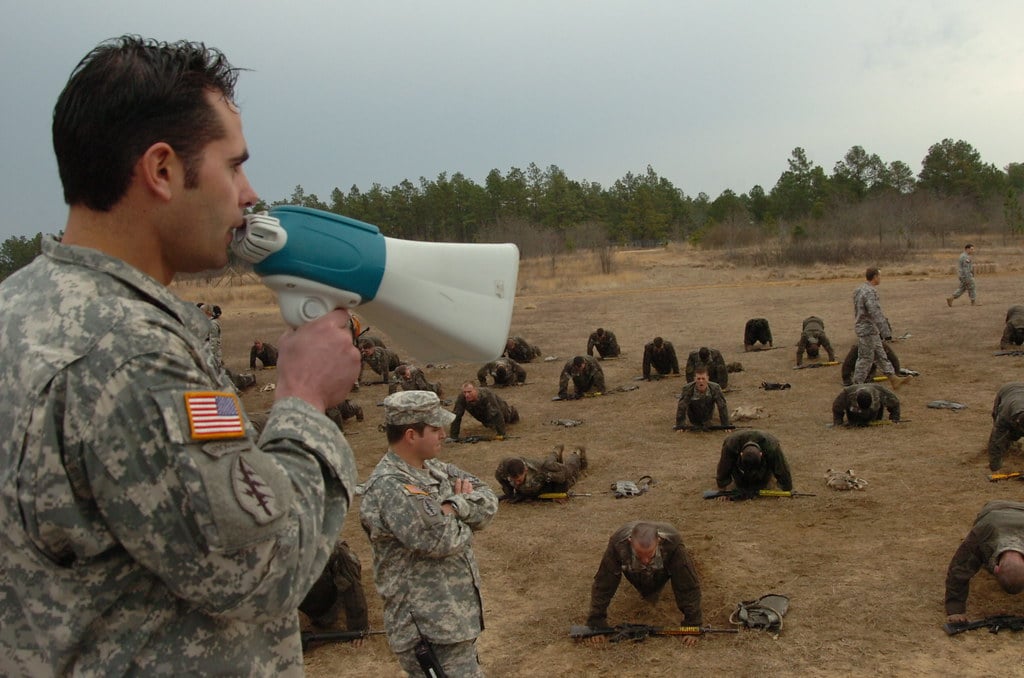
232 206 519 362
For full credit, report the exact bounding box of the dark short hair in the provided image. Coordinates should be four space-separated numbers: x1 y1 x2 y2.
739 443 763 468
53 35 242 211
965 243 974 249
503 458 526 477
694 365 709 376
865 267 880 281
698 347 710 363
855 389 872 410
652 337 663 348
386 421 428 444
572 356 585 368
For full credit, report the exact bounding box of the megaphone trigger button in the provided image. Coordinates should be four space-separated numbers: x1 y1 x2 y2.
301 297 329 322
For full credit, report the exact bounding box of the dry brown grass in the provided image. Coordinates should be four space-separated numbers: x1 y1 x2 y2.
198 242 1024 678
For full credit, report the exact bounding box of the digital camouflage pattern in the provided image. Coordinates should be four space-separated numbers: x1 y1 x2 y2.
388 364 443 396
361 345 401 382
945 500 1024 615
587 329 621 359
359 450 498 654
504 335 542 363
450 387 519 438
557 356 606 398
949 248 976 303
494 447 584 501
852 281 896 383
796 315 836 365
832 383 900 426
987 383 1024 471
841 343 900 386
0 238 357 677
587 521 703 628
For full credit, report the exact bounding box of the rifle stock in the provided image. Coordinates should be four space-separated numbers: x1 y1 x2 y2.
569 623 738 642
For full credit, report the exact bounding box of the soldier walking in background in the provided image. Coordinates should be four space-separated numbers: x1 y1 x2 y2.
947 243 977 307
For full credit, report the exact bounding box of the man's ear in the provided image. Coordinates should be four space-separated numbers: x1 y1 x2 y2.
137 142 178 201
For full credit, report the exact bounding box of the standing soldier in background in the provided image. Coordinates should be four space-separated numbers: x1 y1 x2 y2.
477 356 527 387
556 355 606 400
743 318 773 351
504 335 542 363
852 267 906 388
795 315 836 366
832 383 900 426
450 382 520 439
249 338 278 369
360 391 497 677
1000 305 1024 350
642 336 680 380
685 347 729 389
947 243 977 307
986 382 1024 471
0 35 361 675
587 327 621 359
676 366 731 429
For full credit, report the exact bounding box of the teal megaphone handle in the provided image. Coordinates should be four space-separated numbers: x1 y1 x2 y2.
256 205 387 301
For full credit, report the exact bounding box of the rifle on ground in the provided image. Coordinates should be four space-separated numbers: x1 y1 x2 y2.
943 615 1024 636
447 434 516 444
673 424 741 432
989 470 1024 481
569 623 738 642
703 489 816 500
537 491 594 500
792 361 839 370
994 350 1024 357
301 629 385 651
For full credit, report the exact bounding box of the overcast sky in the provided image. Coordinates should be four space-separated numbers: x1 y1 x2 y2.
1 1 1022 241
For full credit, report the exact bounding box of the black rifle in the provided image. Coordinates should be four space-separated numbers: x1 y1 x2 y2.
300 629 384 651
994 350 1024 357
569 623 738 642
943 615 1024 636
673 424 740 432
703 489 816 500
792 361 839 370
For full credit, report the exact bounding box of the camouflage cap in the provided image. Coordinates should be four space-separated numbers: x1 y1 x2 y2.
383 390 456 427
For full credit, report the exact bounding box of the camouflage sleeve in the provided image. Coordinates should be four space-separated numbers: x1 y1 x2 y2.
587 334 597 356
767 445 793 491
944 529 985 615
450 396 466 438
715 443 737 489
477 363 492 385
86 352 353 623
795 336 806 365
587 543 624 627
439 463 499 530
669 346 680 374
494 465 515 499
371 475 477 558
514 362 527 384
484 396 508 436
884 391 901 422
987 419 1016 471
832 391 848 425
592 368 606 394
822 334 835 361
249 345 258 369
642 345 652 379
665 543 703 625
676 385 691 426
714 386 730 426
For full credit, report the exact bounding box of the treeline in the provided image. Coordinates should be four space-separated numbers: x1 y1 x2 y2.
258 138 1024 259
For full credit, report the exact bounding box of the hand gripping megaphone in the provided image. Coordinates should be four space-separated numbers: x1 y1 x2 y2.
232 206 520 362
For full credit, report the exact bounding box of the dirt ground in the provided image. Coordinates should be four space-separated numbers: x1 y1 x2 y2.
199 242 1024 677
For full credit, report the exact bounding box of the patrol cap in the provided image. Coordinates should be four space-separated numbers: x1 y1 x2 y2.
383 390 456 427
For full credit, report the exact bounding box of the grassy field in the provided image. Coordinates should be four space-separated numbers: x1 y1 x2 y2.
180 240 1024 677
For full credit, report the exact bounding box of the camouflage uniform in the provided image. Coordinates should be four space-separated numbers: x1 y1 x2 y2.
325 399 365 431
504 336 542 363
949 248 976 304
987 383 1024 471
361 345 401 383
715 430 793 495
831 383 900 426
642 339 680 379
299 540 369 631
685 348 729 389
360 449 497 675
558 356 606 399
250 341 279 369
852 281 897 384
676 380 730 427
587 521 703 628
587 329 621 359
477 357 526 387
0 238 356 676
841 343 900 386
945 500 1024 615
451 387 519 438
1000 305 1024 350
743 318 773 350
389 365 443 396
796 315 836 365
494 449 584 501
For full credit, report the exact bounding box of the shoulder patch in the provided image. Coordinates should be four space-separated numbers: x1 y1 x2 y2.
403 484 430 496
233 456 282 525
184 391 245 440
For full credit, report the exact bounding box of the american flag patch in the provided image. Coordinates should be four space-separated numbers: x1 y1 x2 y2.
184 391 245 440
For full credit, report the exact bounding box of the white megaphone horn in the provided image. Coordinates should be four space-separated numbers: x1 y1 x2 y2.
232 206 520 363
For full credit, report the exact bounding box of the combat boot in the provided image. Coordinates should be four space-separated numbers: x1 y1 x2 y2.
574 446 588 472
946 297 953 307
